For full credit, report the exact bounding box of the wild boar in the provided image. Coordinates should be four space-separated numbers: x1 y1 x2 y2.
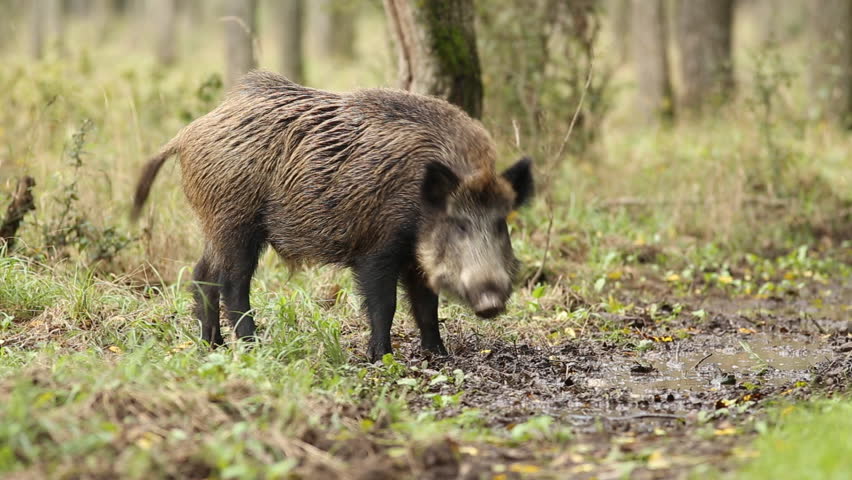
132 71 533 361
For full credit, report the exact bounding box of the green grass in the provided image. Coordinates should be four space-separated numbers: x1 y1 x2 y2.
734 399 852 480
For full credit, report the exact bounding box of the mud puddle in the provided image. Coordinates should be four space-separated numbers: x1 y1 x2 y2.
595 334 831 396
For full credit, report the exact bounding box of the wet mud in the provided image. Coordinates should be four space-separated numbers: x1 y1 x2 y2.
385 279 851 479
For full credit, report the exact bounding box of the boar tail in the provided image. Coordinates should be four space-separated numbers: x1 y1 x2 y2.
131 136 180 221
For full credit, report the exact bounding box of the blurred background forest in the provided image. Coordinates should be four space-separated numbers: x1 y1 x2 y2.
0 0 849 280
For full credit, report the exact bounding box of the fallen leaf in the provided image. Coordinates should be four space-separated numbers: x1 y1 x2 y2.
136 432 162 450
459 446 479 456
570 464 595 473
647 450 671 469
509 464 541 474
665 273 681 282
718 275 734 285
171 341 195 352
108 346 122 354
714 427 737 436
738 327 756 334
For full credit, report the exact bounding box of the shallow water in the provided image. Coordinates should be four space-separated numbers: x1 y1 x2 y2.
599 335 830 394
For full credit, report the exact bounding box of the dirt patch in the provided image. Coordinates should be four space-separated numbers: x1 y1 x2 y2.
383 282 851 479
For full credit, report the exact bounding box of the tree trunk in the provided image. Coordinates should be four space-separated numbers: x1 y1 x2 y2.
311 0 356 59
150 0 178 65
631 0 673 122
808 0 852 125
30 0 63 59
607 0 631 64
674 0 734 113
280 0 305 84
224 0 258 89
383 0 483 119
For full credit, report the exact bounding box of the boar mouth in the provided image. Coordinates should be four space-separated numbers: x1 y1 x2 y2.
471 292 506 319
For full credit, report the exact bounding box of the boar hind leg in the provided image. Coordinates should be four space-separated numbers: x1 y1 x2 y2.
354 253 402 362
219 233 264 341
193 250 223 347
402 266 447 356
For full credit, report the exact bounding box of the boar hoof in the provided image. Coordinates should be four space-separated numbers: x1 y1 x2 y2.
422 341 448 356
368 343 393 363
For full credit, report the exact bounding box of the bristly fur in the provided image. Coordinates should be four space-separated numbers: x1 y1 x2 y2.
131 70 530 360
133 71 502 269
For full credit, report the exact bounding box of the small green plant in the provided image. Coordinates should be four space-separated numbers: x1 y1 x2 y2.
38 119 134 266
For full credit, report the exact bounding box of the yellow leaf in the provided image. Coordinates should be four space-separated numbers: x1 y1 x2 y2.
781 406 795 417
35 392 55 407
742 394 753 402
509 464 541 474
718 275 734 285
607 270 623 280
171 341 195 353
492 475 507 480
136 432 162 450
647 450 671 469
108 345 122 354
459 446 479 456
783 272 796 280
479 349 492 355
714 427 737 436
738 328 756 334
665 273 681 282
653 428 666 436
570 464 595 473
564 327 577 338
633 235 646 246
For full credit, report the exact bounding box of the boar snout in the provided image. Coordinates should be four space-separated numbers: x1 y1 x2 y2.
467 280 511 319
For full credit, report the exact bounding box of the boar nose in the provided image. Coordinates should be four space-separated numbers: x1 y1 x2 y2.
473 292 505 319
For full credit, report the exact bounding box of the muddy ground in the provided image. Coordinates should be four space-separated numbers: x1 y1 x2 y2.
360 279 852 479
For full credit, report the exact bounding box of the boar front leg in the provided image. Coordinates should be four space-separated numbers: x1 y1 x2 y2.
402 266 447 356
354 253 401 362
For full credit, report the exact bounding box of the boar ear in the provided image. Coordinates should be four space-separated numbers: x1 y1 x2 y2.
422 161 460 209
501 157 534 208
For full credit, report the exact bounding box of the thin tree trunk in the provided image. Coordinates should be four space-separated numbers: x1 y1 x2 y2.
30 0 63 59
674 0 734 113
608 0 631 64
312 0 356 59
808 0 852 125
383 0 482 119
224 0 258 89
280 0 305 84
631 0 673 122
151 0 178 65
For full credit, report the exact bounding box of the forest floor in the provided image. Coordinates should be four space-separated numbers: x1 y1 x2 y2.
1 18 852 478
1 245 849 479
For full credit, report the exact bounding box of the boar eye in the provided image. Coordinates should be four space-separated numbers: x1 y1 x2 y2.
451 217 470 234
